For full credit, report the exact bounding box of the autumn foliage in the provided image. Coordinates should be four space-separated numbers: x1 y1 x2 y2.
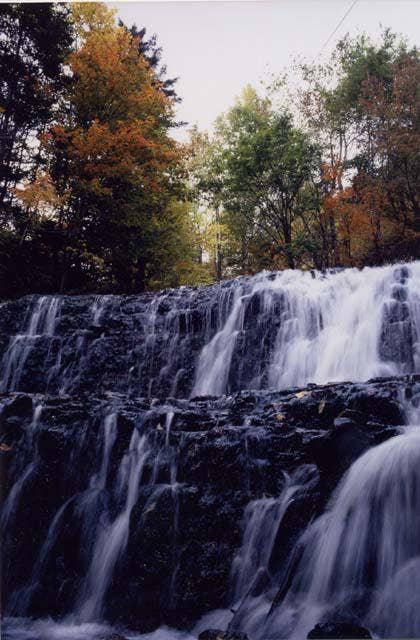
1 2 191 296
188 32 419 277
1 10 419 295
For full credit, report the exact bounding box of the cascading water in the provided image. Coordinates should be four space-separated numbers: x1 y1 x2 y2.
258 396 420 640
193 263 420 395
4 410 119 618
0 403 43 532
76 428 149 622
2 399 186 634
229 466 318 606
3 260 420 640
0 296 60 391
1 261 420 398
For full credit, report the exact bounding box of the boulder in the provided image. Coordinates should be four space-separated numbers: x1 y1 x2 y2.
198 630 248 640
3 393 33 418
307 622 372 639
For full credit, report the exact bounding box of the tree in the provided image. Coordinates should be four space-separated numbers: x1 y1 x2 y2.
294 31 420 266
186 126 228 279
0 3 72 226
122 23 180 105
0 2 202 297
357 51 420 241
213 87 320 269
43 3 184 292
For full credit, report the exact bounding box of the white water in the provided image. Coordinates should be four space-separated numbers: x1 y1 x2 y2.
6 398 420 640
261 401 420 640
5 411 120 618
91 295 113 327
74 408 182 623
193 262 420 396
193 287 243 396
77 428 149 622
7 494 78 617
4 262 420 640
89 412 118 492
1 297 61 391
2 617 195 640
2 262 420 399
230 466 318 606
0 403 43 531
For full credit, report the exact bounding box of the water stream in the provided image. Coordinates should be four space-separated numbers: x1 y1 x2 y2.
3 261 420 639
1 262 420 397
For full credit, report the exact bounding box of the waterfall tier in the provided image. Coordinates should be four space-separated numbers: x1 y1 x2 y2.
0 376 414 637
1 261 420 398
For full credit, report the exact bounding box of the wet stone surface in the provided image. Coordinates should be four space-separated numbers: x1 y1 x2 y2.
0 375 415 631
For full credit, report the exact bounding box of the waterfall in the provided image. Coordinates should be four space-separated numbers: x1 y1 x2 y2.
229 465 318 606
76 428 149 622
0 403 43 531
91 295 112 327
0 296 60 391
193 263 420 395
3 260 420 640
1 262 419 398
5 410 119 617
261 398 420 640
7 493 80 617
3 399 182 627
193 287 243 396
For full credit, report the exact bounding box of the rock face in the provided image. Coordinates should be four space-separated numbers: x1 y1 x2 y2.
2 262 420 639
0 376 413 632
307 622 372 639
1 261 420 399
199 630 249 640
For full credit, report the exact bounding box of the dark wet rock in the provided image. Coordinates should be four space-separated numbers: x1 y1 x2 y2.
0 269 418 400
337 409 367 425
307 622 372 638
349 389 404 425
198 630 249 640
1 272 419 637
391 282 408 302
1 376 417 631
322 420 372 481
2 393 33 418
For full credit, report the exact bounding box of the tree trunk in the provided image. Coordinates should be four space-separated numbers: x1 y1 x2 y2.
214 205 223 281
135 256 147 293
283 222 295 269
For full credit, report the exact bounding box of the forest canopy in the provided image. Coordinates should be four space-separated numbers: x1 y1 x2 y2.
0 3 419 297
190 32 420 275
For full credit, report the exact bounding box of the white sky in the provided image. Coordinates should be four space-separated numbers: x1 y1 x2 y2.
113 0 420 139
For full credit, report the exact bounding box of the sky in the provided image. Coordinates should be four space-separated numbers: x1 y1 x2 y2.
113 0 420 139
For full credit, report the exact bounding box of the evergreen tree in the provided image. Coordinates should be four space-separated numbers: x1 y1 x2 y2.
122 22 179 104
0 3 72 222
